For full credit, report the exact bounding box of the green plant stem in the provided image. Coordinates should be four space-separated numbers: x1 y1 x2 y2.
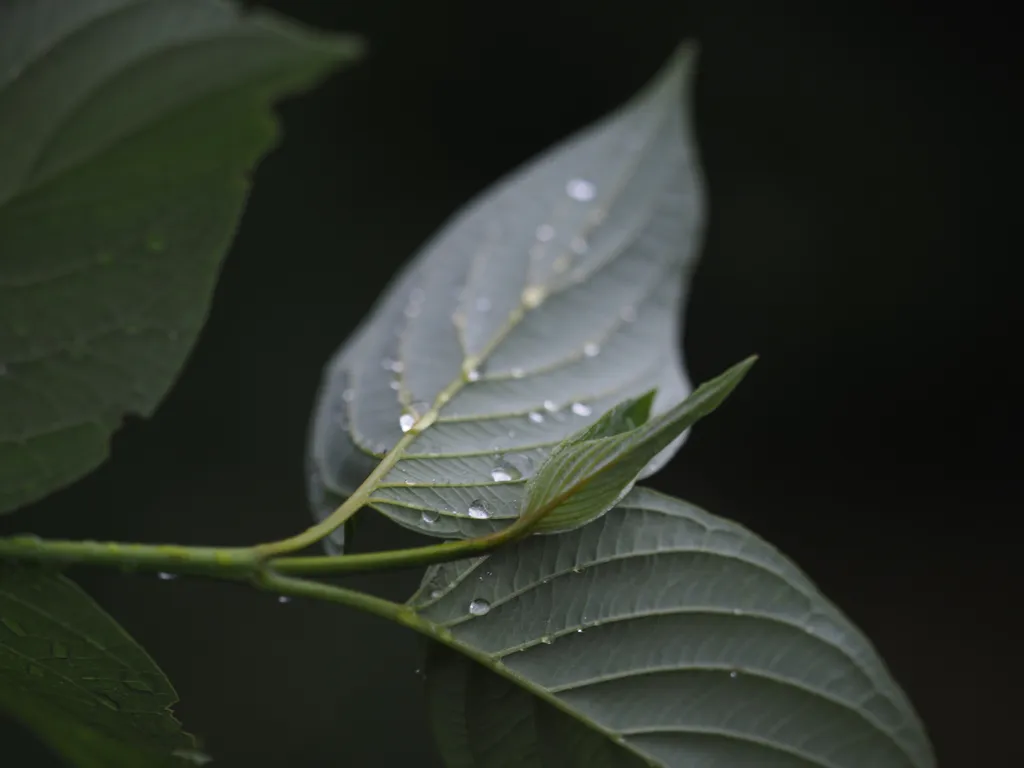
255 570 491 680
254 569 415 624
0 461 564 578
248 438 413 558
250 369 477 558
269 499 554 576
255 569 656 765
0 536 256 577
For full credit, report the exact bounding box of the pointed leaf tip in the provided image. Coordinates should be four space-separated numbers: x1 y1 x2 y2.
521 359 755 534
308 28 707 540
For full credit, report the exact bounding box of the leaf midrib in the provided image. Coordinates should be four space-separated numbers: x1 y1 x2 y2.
343 67 682 485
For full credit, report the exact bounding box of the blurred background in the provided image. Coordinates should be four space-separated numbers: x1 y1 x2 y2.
2 0 1014 765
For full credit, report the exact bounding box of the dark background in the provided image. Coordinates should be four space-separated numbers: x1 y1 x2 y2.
2 0 1015 765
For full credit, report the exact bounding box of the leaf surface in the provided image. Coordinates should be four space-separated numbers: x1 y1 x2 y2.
524 358 754 533
308 44 704 544
413 489 936 768
0 566 202 767
0 0 363 514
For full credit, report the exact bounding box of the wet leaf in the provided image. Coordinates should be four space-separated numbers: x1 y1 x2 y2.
413 489 936 768
309 44 703 544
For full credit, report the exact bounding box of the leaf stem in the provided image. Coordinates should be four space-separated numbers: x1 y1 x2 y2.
268 491 561 575
0 461 568 577
254 569 415 625
254 569 660 766
0 536 256 577
254 570 497 681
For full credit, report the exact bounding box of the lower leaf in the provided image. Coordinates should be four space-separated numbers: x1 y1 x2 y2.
412 488 935 768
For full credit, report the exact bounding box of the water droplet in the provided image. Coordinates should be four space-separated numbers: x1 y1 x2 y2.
570 236 588 254
541 635 554 645
475 297 492 312
2 617 26 637
571 402 592 417
342 388 355 402
528 411 545 424
620 306 637 323
542 400 558 413
732 608 743 616
576 628 584 634
421 509 440 524
382 358 404 373
535 224 555 241
490 461 522 482
430 588 444 599
583 342 600 357
156 572 177 581
467 499 491 519
566 178 596 201
277 596 291 604
572 566 584 574
52 641 68 659
399 413 416 432
510 367 525 378
389 379 401 391
510 453 535 474
521 285 546 308
468 598 491 616
404 288 425 318
729 670 739 679
465 367 481 382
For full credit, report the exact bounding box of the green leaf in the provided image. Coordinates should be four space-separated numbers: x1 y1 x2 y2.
525 358 754 533
309 43 705 545
411 488 936 768
0 566 202 767
0 0 364 515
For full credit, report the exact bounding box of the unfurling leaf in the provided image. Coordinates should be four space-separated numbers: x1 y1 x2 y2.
524 357 755 533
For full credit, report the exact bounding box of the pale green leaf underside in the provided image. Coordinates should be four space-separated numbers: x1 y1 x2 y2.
0 567 198 766
412 488 936 768
0 0 362 514
308 44 705 546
